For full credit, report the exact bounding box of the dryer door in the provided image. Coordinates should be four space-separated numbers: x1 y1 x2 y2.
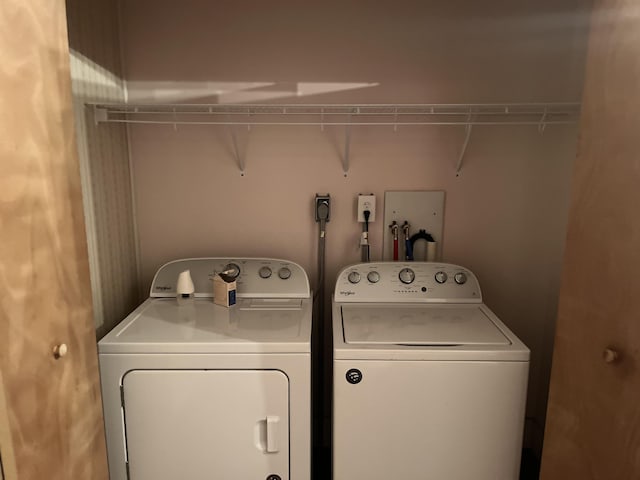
122 370 289 480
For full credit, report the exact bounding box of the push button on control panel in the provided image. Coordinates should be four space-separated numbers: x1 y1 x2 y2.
346 368 363 384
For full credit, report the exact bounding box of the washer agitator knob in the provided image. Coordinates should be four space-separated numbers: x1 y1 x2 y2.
223 263 241 280
348 271 361 284
398 268 415 284
367 271 380 283
435 271 448 284
278 267 292 280
454 272 468 285
259 266 272 279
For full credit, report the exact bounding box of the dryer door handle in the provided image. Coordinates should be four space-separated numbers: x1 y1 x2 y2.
266 415 280 453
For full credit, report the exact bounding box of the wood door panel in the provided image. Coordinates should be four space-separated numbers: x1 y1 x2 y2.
0 1 108 479
540 0 640 478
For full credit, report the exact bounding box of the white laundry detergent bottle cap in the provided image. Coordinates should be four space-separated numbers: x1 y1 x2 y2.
176 269 195 296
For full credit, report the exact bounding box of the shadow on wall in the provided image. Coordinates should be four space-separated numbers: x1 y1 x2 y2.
119 0 593 104
124 81 380 103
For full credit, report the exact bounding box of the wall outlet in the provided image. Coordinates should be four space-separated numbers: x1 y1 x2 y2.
315 194 331 222
357 194 376 222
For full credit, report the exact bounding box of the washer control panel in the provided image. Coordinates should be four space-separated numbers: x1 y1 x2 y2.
335 262 481 303
151 258 310 298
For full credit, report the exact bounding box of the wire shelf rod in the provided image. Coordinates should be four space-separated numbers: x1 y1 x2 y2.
99 119 578 127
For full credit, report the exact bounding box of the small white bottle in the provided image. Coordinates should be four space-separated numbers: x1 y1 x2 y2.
176 269 195 305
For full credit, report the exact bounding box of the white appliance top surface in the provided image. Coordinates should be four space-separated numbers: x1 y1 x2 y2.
332 262 529 361
342 304 510 346
99 297 312 354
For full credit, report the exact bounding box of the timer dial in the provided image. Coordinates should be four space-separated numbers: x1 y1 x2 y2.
223 263 241 280
398 268 415 284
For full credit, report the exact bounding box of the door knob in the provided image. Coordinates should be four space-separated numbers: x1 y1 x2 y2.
602 348 619 364
53 343 68 359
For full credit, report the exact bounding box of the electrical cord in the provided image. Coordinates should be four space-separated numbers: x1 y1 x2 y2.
315 201 330 303
361 210 370 262
314 198 330 476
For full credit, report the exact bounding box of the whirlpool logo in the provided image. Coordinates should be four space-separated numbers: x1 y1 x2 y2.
339 290 356 296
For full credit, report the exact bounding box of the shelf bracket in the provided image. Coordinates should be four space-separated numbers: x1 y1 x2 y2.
228 126 245 176
343 123 351 177
93 106 108 126
538 108 548 134
455 123 473 177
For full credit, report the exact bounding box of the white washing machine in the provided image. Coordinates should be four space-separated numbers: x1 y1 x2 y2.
99 258 312 480
332 262 529 480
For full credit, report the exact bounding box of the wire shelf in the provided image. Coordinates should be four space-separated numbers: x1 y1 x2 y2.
90 102 581 127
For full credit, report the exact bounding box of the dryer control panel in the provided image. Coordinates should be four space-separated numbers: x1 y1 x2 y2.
151 258 310 298
335 262 481 303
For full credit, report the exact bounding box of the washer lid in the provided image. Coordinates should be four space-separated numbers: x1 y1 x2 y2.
342 304 510 346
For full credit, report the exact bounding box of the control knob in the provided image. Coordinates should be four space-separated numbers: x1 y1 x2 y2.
435 271 448 284
398 268 415 284
454 272 468 285
258 266 272 279
348 271 361 284
278 267 292 280
223 263 241 280
367 271 380 283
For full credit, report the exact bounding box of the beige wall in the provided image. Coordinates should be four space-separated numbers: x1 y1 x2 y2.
66 0 140 337
120 0 591 454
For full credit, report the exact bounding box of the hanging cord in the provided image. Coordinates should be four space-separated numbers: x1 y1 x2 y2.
315 201 330 306
361 210 371 262
313 198 330 473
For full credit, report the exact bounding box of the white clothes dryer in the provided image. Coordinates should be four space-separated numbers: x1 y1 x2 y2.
99 258 312 480
332 262 529 480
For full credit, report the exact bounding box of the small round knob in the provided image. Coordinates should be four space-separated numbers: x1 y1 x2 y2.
348 271 361 284
435 271 448 284
53 344 68 359
278 267 291 280
454 272 467 285
367 271 380 283
398 268 415 284
258 266 272 279
603 348 619 364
